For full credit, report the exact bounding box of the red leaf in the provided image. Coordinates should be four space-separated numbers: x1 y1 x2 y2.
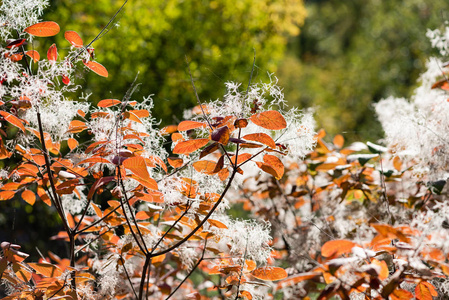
173 138 209 155
25 50 40 62
0 111 25 133
242 133 276 149
24 21 60 37
250 110 287 130
64 31 83 48
123 156 150 181
251 267 287 281
321 239 358 258
47 43 57 61
62 75 70 85
97 99 121 108
83 60 108 77
178 121 207 131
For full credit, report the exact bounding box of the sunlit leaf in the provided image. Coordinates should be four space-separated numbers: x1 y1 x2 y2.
242 133 276 148
193 160 218 174
167 157 183 168
178 120 207 131
321 239 359 258
24 21 60 37
276 272 322 289
251 266 287 281
28 263 62 277
207 219 228 229
83 60 108 77
47 43 57 61
64 30 83 48
123 156 150 181
25 50 40 62
160 125 178 135
263 154 284 179
250 110 286 130
0 111 25 133
173 138 209 155
390 289 414 300
67 138 78 151
333 134 344 148
97 99 121 108
21 190 35 205
415 281 438 300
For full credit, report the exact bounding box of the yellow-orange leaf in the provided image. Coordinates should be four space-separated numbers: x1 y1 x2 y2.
372 259 389 280
415 281 438 300
129 109 149 118
193 160 218 174
25 50 40 62
21 190 35 205
321 239 358 258
250 110 286 130
263 154 284 179
178 120 207 131
67 138 78 151
207 219 228 229
333 134 344 148
47 43 57 61
64 30 83 48
160 125 178 135
167 157 183 168
242 133 276 149
276 272 322 289
123 156 150 181
173 138 209 155
83 60 108 77
218 168 230 181
28 263 62 278
24 21 60 37
232 153 252 165
251 267 287 281
0 111 25 133
123 111 142 123
97 99 121 108
390 289 414 300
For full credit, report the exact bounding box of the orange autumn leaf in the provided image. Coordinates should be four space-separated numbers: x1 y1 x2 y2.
242 133 276 149
193 160 218 174
232 153 252 165
24 21 60 37
321 239 359 258
218 168 230 181
47 43 57 61
333 134 344 148
178 120 207 131
97 99 121 108
25 50 40 62
28 263 62 278
415 281 438 300
67 138 78 151
390 289 414 300
83 60 108 77
160 125 178 135
263 154 284 179
372 259 389 280
167 157 183 168
64 30 83 48
173 138 209 155
123 156 150 181
0 111 25 133
250 110 287 130
207 219 228 229
21 190 35 205
251 266 287 281
276 272 322 289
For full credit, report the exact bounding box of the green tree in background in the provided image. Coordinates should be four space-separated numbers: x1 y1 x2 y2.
278 0 449 142
44 0 305 124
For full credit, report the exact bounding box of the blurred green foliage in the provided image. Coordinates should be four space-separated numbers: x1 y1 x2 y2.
278 0 449 142
44 0 305 125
